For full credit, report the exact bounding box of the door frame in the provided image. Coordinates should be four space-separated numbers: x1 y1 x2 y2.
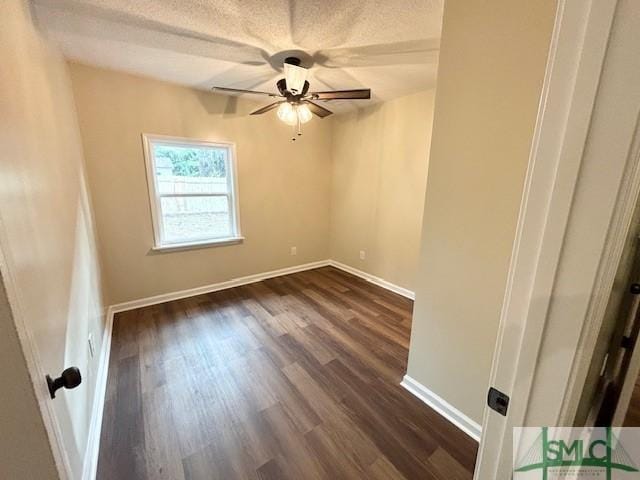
473 0 640 477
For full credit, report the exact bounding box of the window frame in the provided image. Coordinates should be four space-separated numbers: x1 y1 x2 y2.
142 133 243 251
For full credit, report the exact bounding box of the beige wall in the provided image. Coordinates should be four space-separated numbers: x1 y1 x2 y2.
330 91 435 292
69 64 333 305
406 0 557 423
0 0 107 477
70 62 435 305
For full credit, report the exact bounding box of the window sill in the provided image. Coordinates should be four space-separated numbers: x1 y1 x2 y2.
150 236 244 253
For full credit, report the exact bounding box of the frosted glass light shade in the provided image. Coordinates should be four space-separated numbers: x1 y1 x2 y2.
277 103 297 126
277 103 314 126
297 104 313 124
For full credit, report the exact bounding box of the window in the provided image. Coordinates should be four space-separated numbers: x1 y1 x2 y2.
143 134 242 250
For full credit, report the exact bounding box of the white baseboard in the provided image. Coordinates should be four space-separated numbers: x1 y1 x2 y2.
110 260 332 313
328 260 415 300
81 306 114 480
110 259 415 314
401 375 482 442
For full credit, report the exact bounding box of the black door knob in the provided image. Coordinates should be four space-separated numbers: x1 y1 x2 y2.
46 367 82 399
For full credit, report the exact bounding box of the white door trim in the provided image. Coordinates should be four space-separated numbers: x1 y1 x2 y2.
474 0 620 478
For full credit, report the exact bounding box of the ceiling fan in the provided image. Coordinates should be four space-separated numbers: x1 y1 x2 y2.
212 57 371 140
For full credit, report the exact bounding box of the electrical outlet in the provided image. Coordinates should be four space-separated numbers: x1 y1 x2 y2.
290 246 297 256
359 250 366 260
88 333 95 359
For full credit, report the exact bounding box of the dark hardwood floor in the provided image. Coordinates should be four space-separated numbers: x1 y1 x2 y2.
97 266 478 480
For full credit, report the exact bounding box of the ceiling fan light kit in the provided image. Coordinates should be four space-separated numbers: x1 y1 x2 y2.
212 56 371 141
277 103 312 126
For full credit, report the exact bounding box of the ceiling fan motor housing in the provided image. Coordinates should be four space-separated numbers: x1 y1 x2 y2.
277 78 309 101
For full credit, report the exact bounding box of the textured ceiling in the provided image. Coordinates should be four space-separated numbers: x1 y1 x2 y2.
34 0 442 112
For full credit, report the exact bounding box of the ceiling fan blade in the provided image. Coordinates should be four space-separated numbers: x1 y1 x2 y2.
304 101 333 118
310 89 371 101
250 101 285 115
212 86 280 97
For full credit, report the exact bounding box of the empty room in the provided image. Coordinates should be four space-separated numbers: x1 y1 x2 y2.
4 0 640 479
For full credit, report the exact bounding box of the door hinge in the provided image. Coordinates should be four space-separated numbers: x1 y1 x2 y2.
622 335 634 350
488 387 510 416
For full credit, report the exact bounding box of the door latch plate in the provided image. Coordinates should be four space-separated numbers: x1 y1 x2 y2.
488 387 510 416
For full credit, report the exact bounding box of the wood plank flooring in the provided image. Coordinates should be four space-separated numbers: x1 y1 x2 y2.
97 266 478 480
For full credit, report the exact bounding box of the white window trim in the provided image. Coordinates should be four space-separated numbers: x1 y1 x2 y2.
142 133 243 251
